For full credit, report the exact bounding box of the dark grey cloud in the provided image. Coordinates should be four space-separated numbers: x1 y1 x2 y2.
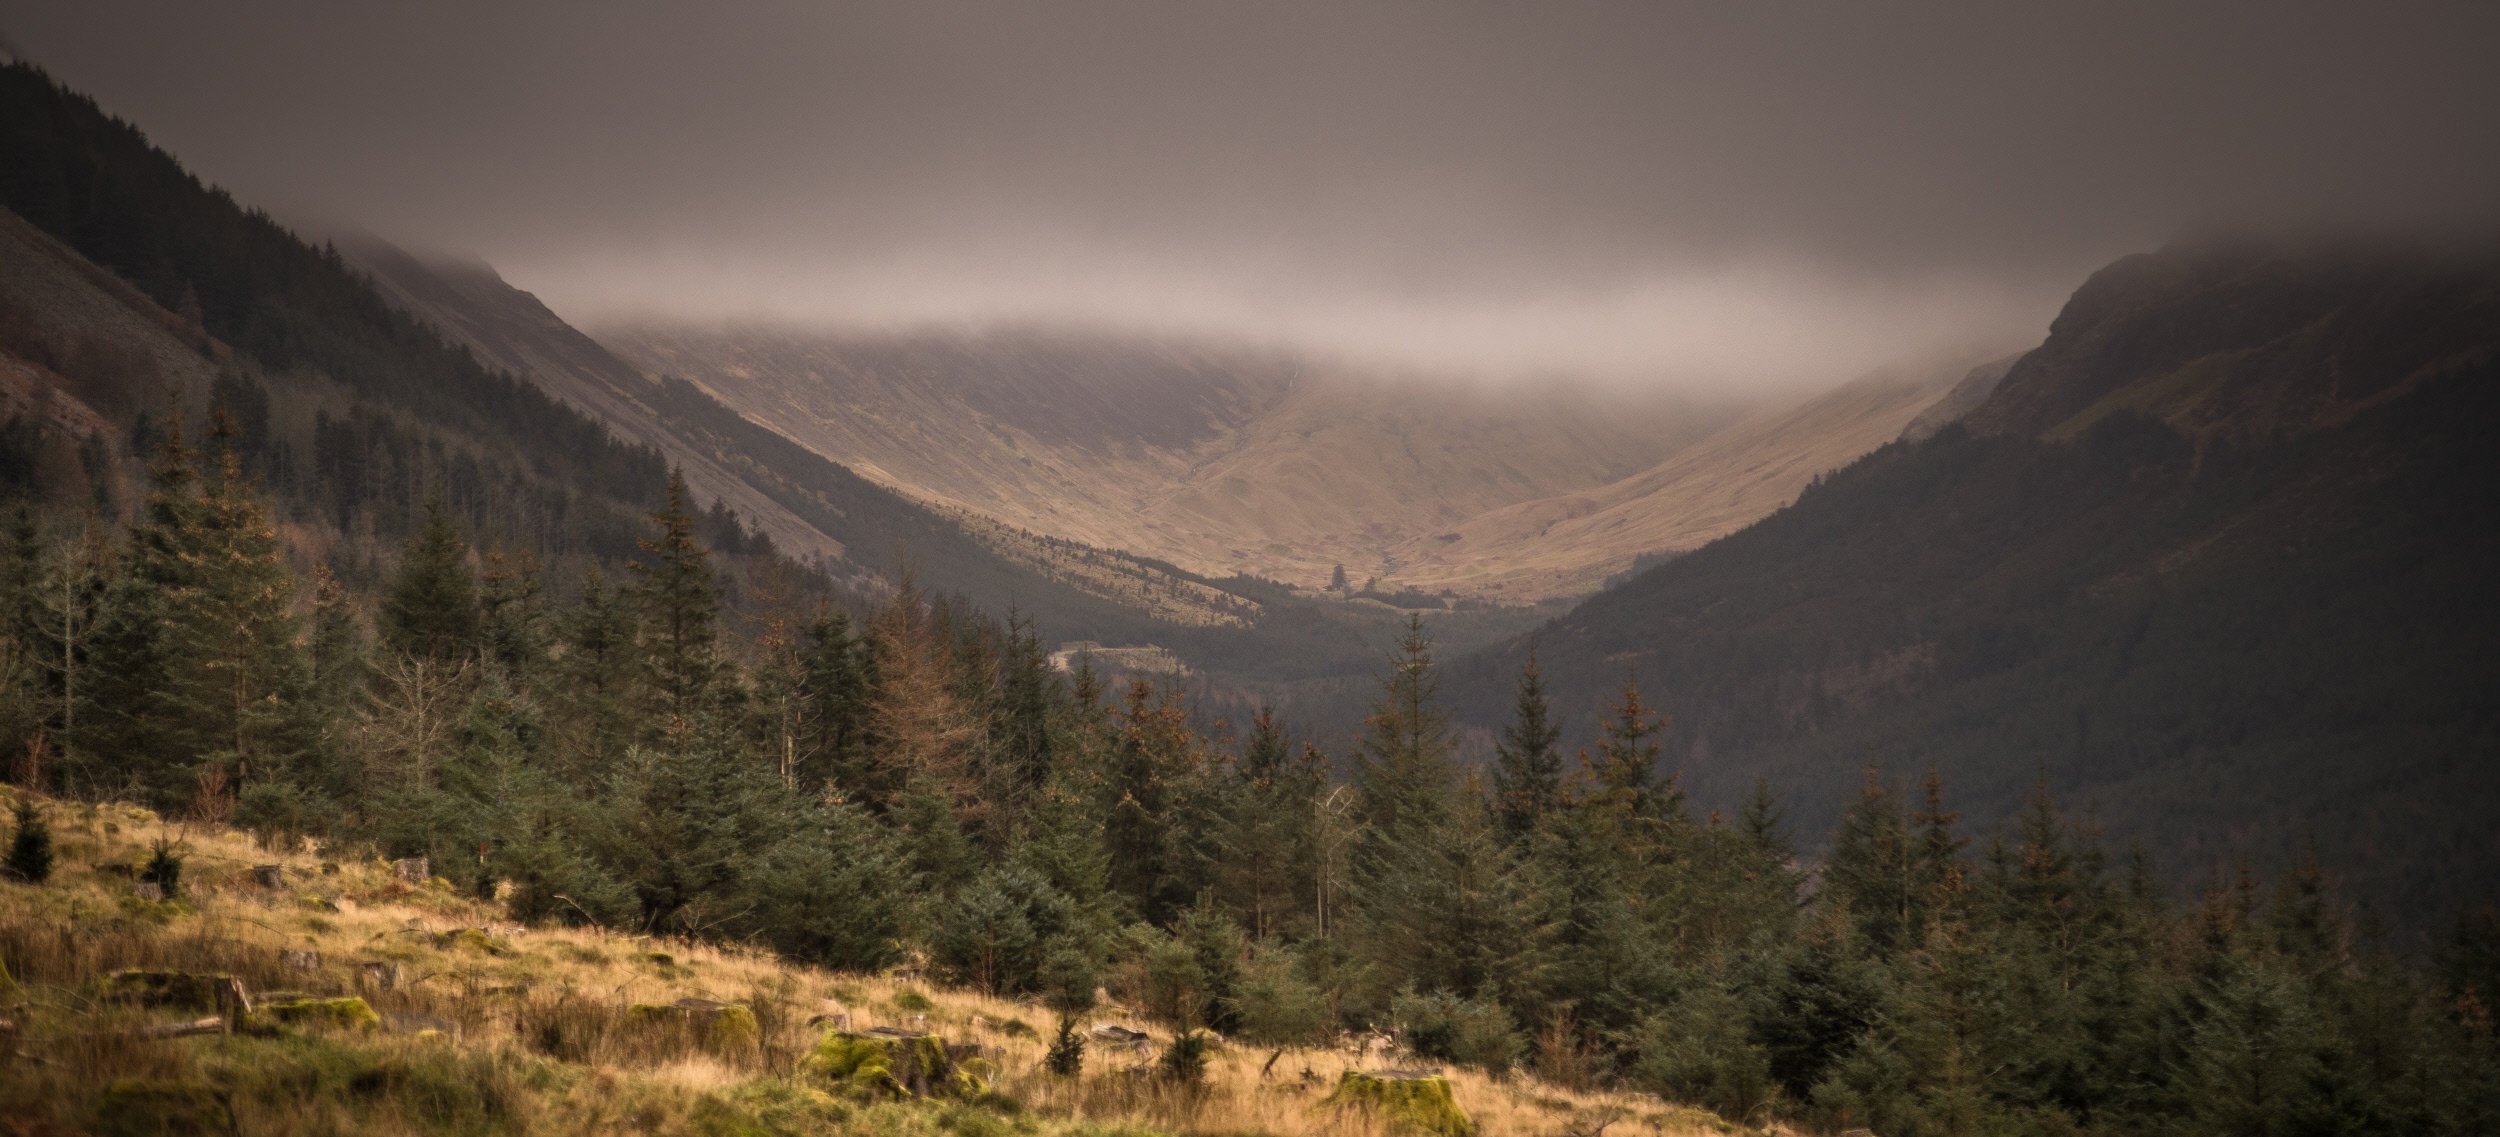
7 1 2497 387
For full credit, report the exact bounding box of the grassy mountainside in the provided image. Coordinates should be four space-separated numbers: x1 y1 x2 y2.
594 322 1742 593
1390 355 1984 597
1449 240 2500 928
0 788 1739 1137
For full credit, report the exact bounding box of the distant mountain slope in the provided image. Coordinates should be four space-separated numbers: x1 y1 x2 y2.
593 323 1743 592
335 240 1303 642
1451 239 2500 926
1392 355 1984 596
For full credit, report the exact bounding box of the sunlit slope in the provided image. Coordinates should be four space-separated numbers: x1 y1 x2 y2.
593 324 1739 591
1391 357 1980 596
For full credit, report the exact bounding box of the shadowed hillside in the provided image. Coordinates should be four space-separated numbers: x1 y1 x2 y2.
1448 239 2500 930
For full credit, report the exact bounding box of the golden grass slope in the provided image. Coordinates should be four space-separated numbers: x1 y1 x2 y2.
593 324 1739 593
1389 357 1980 597
0 786 1768 1137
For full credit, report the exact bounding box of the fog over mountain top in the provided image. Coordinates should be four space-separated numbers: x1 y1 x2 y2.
10 1 2496 390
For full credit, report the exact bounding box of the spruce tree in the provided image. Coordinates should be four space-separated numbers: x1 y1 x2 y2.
381 499 480 662
4 800 52 883
547 567 639 778
477 546 550 676
1351 615 1455 864
628 469 723 729
1490 651 1564 847
124 408 314 800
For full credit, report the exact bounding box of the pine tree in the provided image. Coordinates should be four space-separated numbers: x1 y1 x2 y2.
1490 651 1564 847
381 499 480 662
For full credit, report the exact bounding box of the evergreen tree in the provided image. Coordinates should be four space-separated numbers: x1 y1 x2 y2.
628 469 723 730
477 546 550 676
1351 615 1455 873
381 499 480 662
1490 651 1565 847
4 800 52 883
799 607 873 796
546 567 639 779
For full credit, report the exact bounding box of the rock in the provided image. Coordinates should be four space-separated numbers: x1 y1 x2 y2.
393 856 428 883
279 949 321 971
252 864 284 888
1324 1069 1471 1137
357 961 401 991
132 882 162 902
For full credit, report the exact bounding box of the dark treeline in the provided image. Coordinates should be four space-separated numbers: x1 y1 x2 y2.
4 447 2497 1134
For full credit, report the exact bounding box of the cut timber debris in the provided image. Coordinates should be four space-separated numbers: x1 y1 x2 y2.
1324 1069 1473 1137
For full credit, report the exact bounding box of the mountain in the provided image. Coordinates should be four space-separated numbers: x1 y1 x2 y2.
1387 353 1999 596
1450 238 2500 927
592 323 1747 593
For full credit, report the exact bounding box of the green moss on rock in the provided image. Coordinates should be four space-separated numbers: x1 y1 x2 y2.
1325 1070 1472 1137
808 1032 988 1101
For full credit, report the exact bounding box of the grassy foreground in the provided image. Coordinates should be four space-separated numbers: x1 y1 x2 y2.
0 790 1762 1137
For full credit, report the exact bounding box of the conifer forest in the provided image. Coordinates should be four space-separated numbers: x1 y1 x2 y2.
3 10 2499 1137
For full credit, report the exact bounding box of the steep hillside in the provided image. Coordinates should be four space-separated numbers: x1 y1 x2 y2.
1392 355 1985 596
1450 240 2500 928
594 323 1742 591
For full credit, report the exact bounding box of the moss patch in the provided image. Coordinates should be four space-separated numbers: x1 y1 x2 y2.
260 996 383 1032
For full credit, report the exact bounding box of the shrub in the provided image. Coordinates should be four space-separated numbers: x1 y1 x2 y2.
892 988 934 1013
5 800 52 883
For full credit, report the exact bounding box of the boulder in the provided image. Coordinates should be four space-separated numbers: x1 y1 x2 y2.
279 949 320 971
393 856 428 883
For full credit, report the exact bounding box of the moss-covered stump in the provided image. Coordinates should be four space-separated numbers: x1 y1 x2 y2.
92 1078 233 1137
257 996 381 1032
808 1031 989 1101
1325 1069 1473 1137
626 998 762 1055
95 970 222 1012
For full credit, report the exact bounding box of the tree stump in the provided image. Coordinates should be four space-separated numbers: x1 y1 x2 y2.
211 976 252 1032
810 1030 990 1100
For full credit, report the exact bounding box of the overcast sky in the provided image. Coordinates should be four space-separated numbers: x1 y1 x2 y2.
7 1 2497 389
